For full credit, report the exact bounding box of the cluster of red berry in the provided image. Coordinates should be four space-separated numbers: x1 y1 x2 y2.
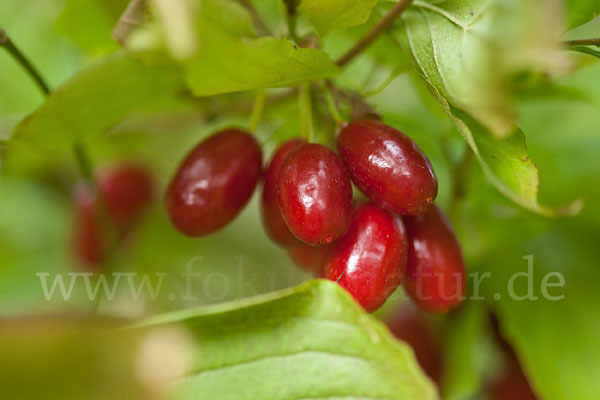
164 120 467 312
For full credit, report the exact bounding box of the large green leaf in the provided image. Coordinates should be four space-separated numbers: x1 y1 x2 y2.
398 0 566 138
394 1 576 216
139 280 438 400
4 52 183 173
298 0 380 36
566 0 599 29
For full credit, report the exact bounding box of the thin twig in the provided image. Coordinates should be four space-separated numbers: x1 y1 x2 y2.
0 28 50 95
336 0 414 66
112 0 148 45
248 89 266 132
237 0 271 36
562 38 600 47
299 84 314 142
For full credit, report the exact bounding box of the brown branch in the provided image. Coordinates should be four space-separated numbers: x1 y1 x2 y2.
112 0 148 45
238 0 271 36
563 38 600 47
0 28 50 95
336 0 413 66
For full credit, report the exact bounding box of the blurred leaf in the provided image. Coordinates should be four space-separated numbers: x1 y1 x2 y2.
298 0 379 36
397 0 566 138
566 0 600 29
140 279 438 400
56 0 129 55
141 0 338 96
570 45 600 59
4 52 183 174
0 316 154 400
442 302 497 400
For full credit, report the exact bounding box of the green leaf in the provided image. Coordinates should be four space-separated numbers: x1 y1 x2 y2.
393 2 577 216
139 0 339 95
183 29 339 96
566 0 600 29
139 280 438 400
398 0 566 138
4 52 183 173
298 0 380 36
570 45 600 59
56 0 129 55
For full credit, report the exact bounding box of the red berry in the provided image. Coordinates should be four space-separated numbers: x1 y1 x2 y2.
71 183 108 269
165 129 262 237
261 138 306 246
386 306 443 384
278 143 353 245
403 204 466 312
71 164 154 269
99 163 153 233
287 242 331 274
337 120 437 215
325 203 407 312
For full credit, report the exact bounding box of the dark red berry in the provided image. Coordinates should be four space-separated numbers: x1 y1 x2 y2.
165 129 262 237
386 306 443 384
325 203 407 312
261 138 306 246
287 242 331 274
71 183 108 269
403 204 466 312
337 120 438 215
99 163 153 233
278 143 353 245
71 164 154 269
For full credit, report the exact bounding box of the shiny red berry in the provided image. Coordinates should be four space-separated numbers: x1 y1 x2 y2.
278 143 353 245
337 120 437 215
261 138 306 246
165 129 262 237
403 204 466 312
286 242 331 274
325 203 407 312
99 163 153 233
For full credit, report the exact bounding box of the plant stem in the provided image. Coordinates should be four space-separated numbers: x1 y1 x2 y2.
74 141 94 183
0 29 50 96
284 0 300 42
112 0 148 44
563 38 600 47
299 84 314 142
238 0 271 36
323 85 345 126
336 0 413 66
449 147 474 219
248 89 266 132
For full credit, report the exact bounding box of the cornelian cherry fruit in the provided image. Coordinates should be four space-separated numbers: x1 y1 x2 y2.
403 204 466 312
386 306 443 384
71 163 153 269
337 120 437 215
278 143 353 245
165 128 262 237
286 242 331 274
325 202 407 312
261 138 306 246
71 183 108 269
99 163 153 233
